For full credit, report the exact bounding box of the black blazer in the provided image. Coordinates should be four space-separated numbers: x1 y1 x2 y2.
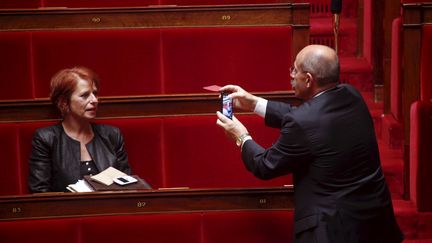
28 123 131 193
242 84 403 243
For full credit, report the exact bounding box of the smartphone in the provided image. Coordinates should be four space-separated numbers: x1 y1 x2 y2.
221 92 233 119
113 175 138 186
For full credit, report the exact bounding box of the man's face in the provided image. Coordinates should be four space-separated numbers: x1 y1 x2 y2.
290 62 310 100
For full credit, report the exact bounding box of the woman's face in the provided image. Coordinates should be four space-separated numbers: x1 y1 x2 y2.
67 78 98 121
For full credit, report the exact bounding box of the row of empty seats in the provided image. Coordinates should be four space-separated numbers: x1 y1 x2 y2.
0 27 293 101
408 23 432 212
0 211 294 243
381 2 432 213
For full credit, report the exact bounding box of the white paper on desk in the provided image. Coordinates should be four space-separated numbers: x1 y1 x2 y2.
66 180 94 193
90 166 126 186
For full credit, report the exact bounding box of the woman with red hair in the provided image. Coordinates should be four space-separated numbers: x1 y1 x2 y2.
28 67 131 193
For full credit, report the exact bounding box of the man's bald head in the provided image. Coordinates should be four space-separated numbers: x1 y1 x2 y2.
296 45 340 87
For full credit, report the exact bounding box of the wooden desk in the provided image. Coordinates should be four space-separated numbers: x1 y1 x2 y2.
0 187 294 221
0 91 299 123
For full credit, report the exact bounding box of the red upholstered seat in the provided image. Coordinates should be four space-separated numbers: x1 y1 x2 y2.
81 214 202 243
0 122 56 196
0 25 296 101
97 118 164 189
390 17 403 121
31 29 162 98
18 121 56 194
0 0 40 8
381 17 404 149
0 124 21 196
409 25 432 212
161 27 293 94
163 115 292 188
410 101 432 212
0 211 295 243
0 32 33 100
202 211 294 243
0 218 81 243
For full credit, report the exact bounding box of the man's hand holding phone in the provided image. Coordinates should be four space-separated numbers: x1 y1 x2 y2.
216 111 249 145
219 85 259 112
221 92 233 119
214 85 253 148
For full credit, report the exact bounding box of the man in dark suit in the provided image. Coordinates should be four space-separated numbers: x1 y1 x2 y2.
216 45 403 243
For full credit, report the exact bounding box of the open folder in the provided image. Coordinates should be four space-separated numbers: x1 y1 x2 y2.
84 175 151 191
90 166 127 186
67 166 152 192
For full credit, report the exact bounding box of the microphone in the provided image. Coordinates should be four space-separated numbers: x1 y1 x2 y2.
330 0 342 54
331 0 342 14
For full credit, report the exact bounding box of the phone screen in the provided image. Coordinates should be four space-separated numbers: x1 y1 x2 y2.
118 177 129 183
221 92 233 119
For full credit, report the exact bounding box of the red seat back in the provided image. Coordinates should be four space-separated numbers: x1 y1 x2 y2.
0 32 33 100
98 118 164 189
161 27 293 94
0 124 21 195
410 101 432 211
390 17 403 121
202 211 294 243
163 115 292 188
32 29 162 98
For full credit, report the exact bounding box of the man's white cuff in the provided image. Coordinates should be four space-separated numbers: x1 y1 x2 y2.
253 98 268 118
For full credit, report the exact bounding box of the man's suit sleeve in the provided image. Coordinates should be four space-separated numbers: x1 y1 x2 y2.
264 100 295 128
241 113 312 180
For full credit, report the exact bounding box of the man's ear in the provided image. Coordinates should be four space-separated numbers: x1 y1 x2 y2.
306 73 313 88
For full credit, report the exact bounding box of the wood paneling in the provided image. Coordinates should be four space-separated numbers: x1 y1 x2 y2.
0 4 309 30
0 187 294 221
0 92 299 122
